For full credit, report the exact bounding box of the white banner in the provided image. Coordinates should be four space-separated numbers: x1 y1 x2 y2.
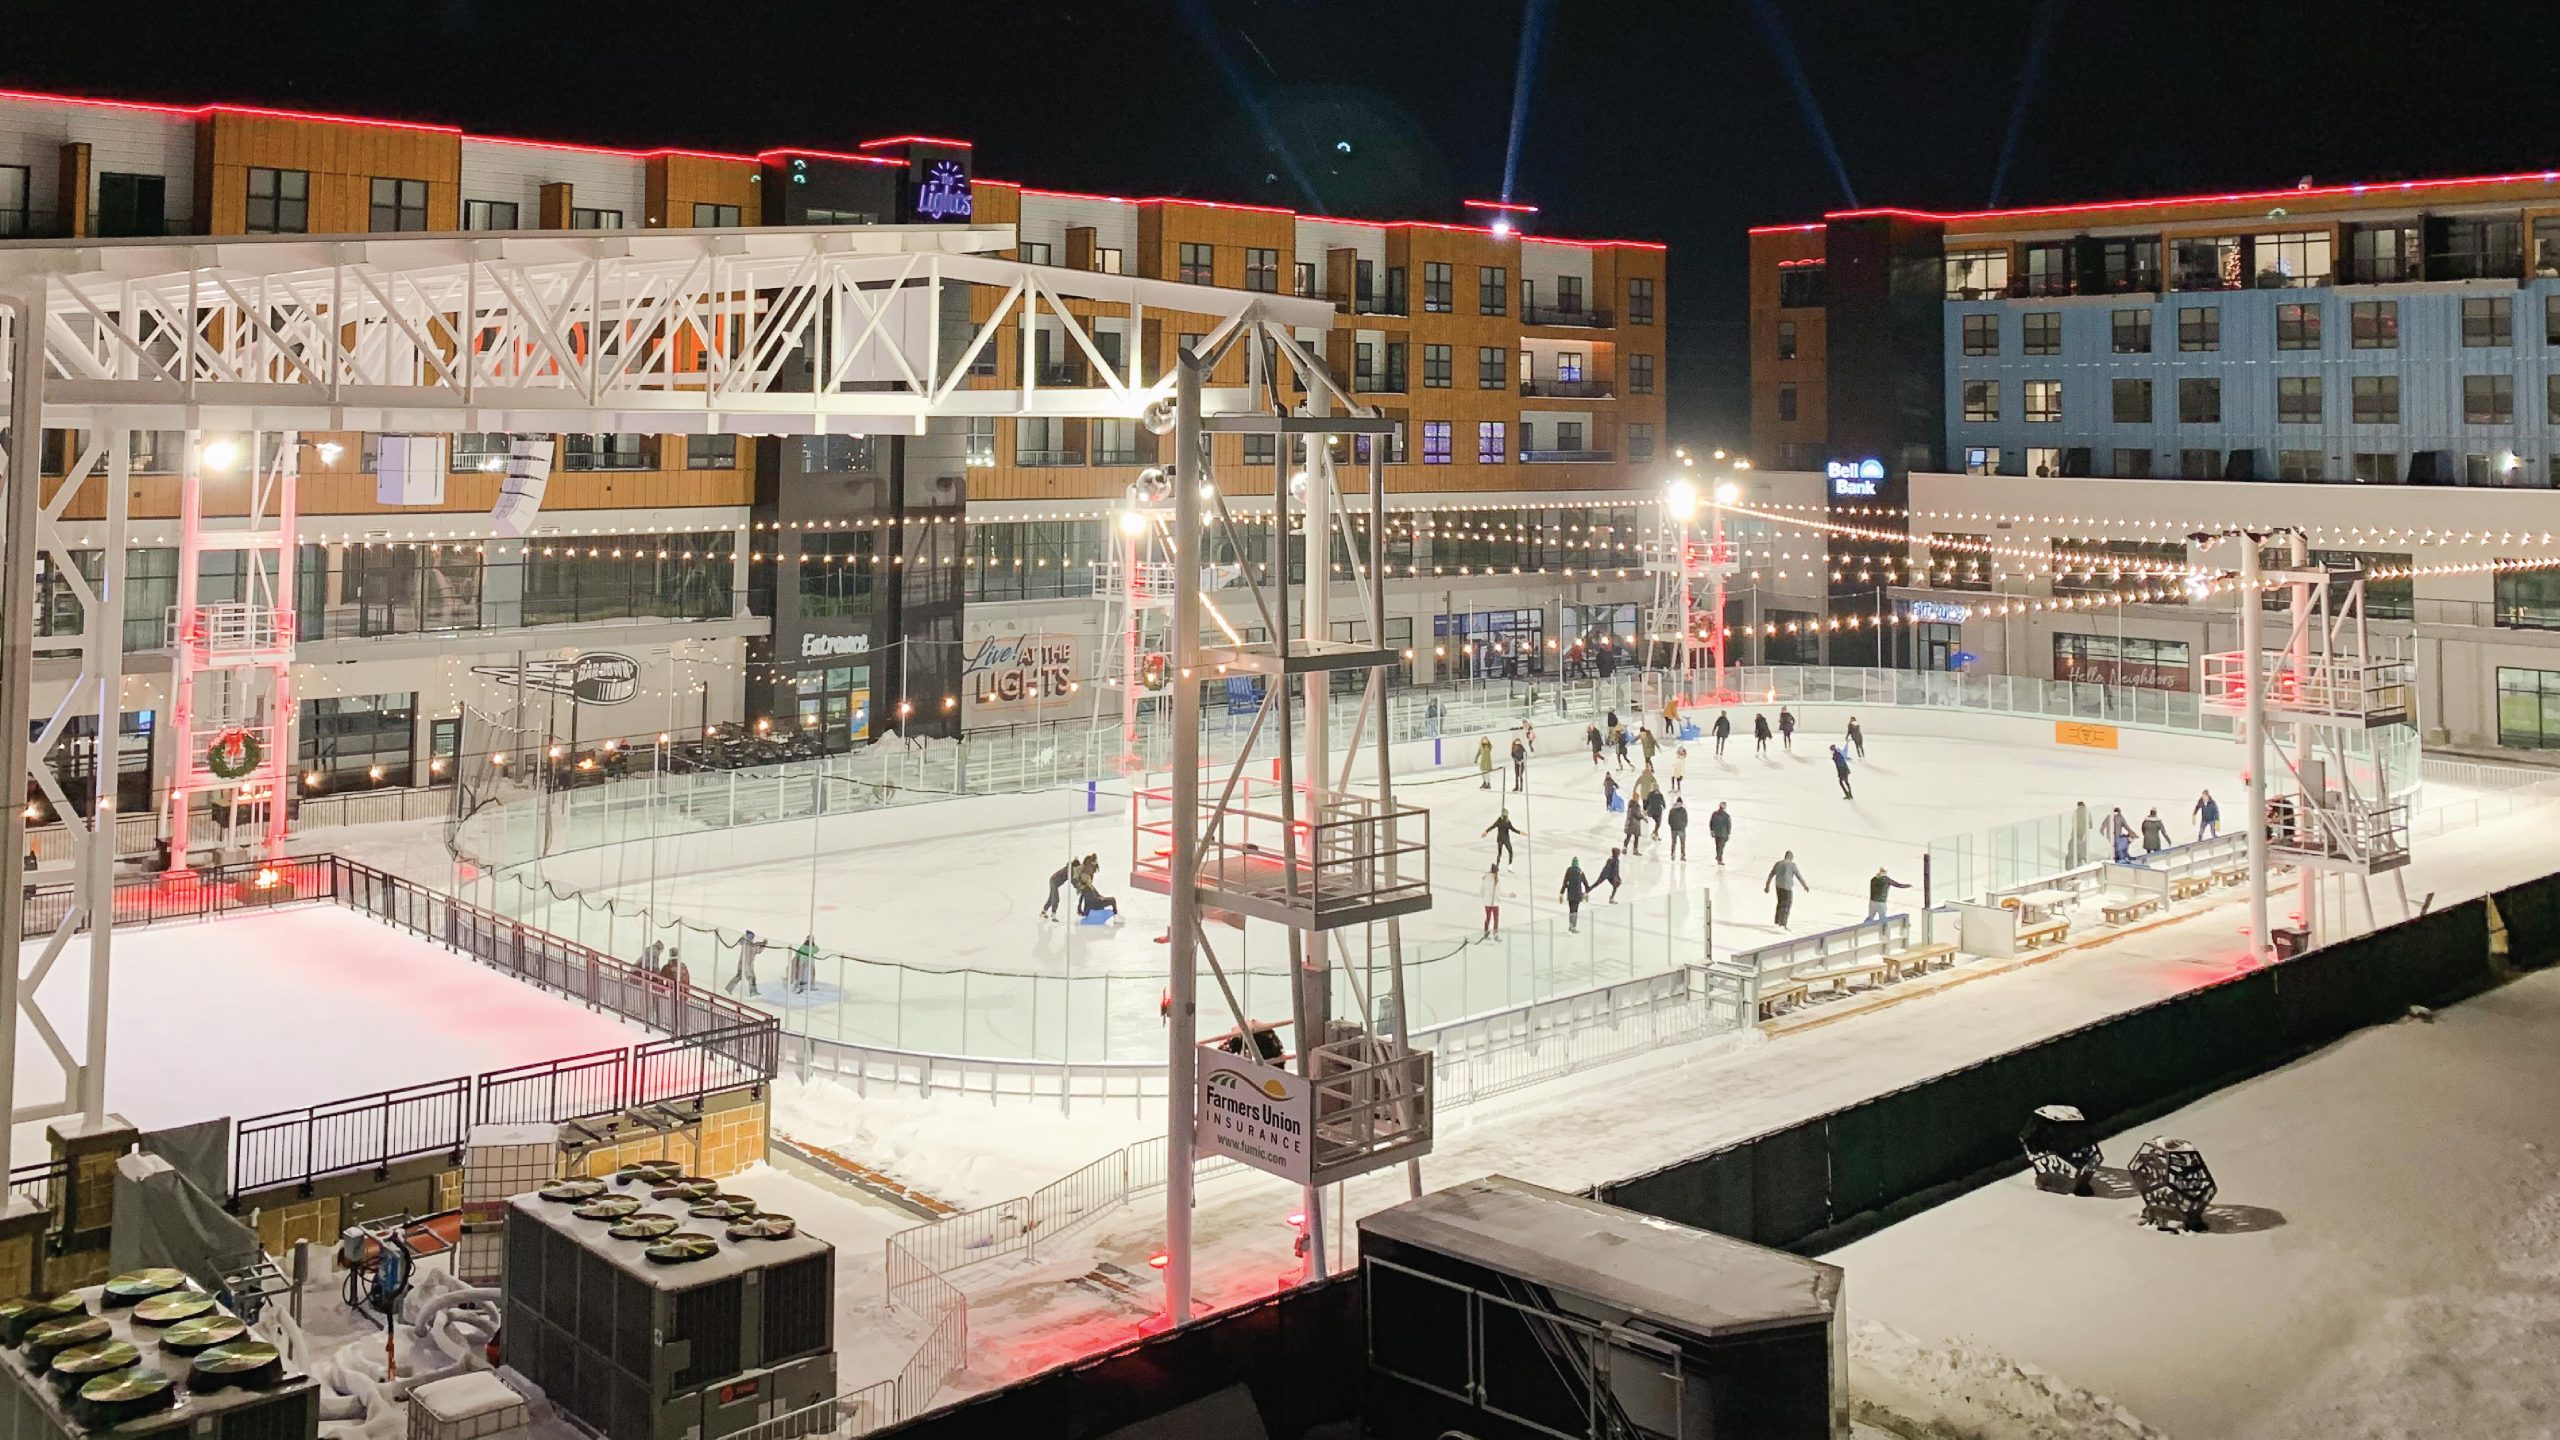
1197 1049 1312 1185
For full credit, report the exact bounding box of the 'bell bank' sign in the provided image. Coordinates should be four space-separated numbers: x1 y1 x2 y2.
1828 458 1886 497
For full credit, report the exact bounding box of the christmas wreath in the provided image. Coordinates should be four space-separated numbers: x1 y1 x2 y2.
1138 653 1171 692
205 727 263 782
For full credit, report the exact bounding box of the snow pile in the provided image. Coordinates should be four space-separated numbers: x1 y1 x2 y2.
1849 1320 2168 1440
770 1077 1157 1210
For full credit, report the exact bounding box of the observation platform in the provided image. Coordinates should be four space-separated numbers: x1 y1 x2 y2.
1131 776 1430 932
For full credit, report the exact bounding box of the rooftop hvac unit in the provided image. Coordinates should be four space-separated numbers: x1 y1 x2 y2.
0 1273 319 1440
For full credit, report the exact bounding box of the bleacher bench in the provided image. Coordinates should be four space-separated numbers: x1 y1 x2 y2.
2212 865 2248 888
1799 961 1888 998
2017 919 2069 949
1884 942 1958 979
2171 874 2216 901
1756 981 1810 1021
2102 897 2163 926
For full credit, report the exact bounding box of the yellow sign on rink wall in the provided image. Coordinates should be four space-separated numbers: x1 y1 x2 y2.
2054 721 2121 750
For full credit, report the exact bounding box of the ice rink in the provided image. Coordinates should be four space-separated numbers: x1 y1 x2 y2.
10 904 644 1165
512 710 2247 1059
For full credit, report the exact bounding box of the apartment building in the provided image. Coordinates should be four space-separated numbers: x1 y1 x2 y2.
0 87 1671 812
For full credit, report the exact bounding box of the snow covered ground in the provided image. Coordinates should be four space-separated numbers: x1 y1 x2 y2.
10 904 645 1165
1835 964 2560 1440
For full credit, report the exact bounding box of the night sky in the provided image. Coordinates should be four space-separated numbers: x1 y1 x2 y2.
14 0 2560 450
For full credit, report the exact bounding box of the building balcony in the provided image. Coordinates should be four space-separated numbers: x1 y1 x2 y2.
1035 363 1088 387
1521 378 1614 400
1350 295 1409 317
1013 449 1083 467
1357 375 1409 395
2008 275 2075 298
1522 448 1613 464
1522 303 1612 328
1090 448 1147 465
2341 259 2420 285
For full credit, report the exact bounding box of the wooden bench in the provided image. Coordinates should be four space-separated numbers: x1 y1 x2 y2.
2017 919 2069 949
1756 981 1810 1021
2171 874 2216 901
1884 942 1958 979
2102 897 2163 926
1795 962 1889 1001
2211 865 2248 888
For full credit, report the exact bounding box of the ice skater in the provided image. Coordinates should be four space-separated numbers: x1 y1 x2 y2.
1614 724 1633 770
1709 801 1732 864
641 936 665 975
1482 806 1523 866
1712 711 1732 756
2193 789 2220 840
1558 857 1590 933
1638 726 1660 768
1041 858 1073 920
1847 715 1865 759
2069 800 2093 867
1621 799 1646 856
1479 863 1503 937
1667 797 1690 859
1779 707 1797 753
1602 772 1621 813
1752 713 1772 755
1523 721 1538 755
2104 806 2134 863
1596 847 1626 902
1587 722 1605 765
1476 736 1495 790
726 929 766 997
1765 851 1809 929
1644 784 1668 840
2140 808 2169 856
1831 743 1854 799
1510 736 1528 791
1633 762 1659 813
1866 867 1910 922
1671 745 1688 794
791 934 819 993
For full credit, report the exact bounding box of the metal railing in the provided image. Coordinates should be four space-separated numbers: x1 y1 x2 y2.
1522 303 1611 327
1519 378 1612 399
1522 448 1614 464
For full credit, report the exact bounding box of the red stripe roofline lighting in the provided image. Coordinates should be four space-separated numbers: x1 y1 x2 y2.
1004 186 1659 248
757 147 904 168
1463 199 1540 213
1750 165 2560 233
858 135 974 150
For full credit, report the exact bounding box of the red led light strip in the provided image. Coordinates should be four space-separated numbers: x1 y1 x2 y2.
1751 166 2560 234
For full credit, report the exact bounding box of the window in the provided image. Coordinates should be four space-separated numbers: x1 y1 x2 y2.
2352 452 2399 484
2111 378 2153 423
2538 219 2560 278
2278 450 2325 481
1628 354 1655 394
686 434 737 469
1962 380 1999 422
2277 302 2322 350
369 177 429 232
1016 241 1053 265
1383 342 1407 391
2053 633 2192 690
244 167 308 234
0 165 27 236
1944 248 2010 299
1353 422 1407 466
693 202 741 227
300 693 416 788
449 433 511 473
570 207 622 230
2026 446 2061 477
1556 351 1584 382
1285 259 1310 295
1776 264 1824 308
2351 300 2398 349
561 434 652 470
2499 571 2560 630
2465 373 2515 424
1477 422 1507 464
2023 312 2061 355
1178 242 1214 284
2256 230 2331 286
95 172 166 237
1353 341 1376 390
2352 375 2401 424
464 199 519 230
1421 420 1452 465
2179 378 2222 423
1627 424 1654 462
1627 276 1654 323
964 416 996 468
802 529 880 614
1422 261 1453 312
2113 449 2155 478
1961 313 1998 355
1421 344 1453 388
2020 242 2072 296
2024 379 2062 423
2178 306 2220 351
2551 373 2560 423
2111 309 2152 354
2096 237 2160 293
1777 382 1798 421
1245 247 1280 293
1777 319 1798 359
2177 448 2219 478
2347 223 2417 283
1385 266 1409 312
802 208 873 225
1555 275 1584 315
1098 247 1125 275
1476 347 1507 390
2172 236 2242 290
1242 433 1276 467
2438 216 2523 280
2278 375 2324 424
1556 421 1586 452
2497 668 2560 747
1963 447 2001 476
2463 296 2513 348
1930 533 1993 587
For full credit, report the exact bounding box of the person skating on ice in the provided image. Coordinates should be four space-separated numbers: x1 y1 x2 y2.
1712 711 1732 756
1779 707 1797 753
727 929 765 996
1510 736 1528 791
1667 796 1690 858
1632 762 1659 812
1752 713 1772 754
1596 847 1626 902
1614 724 1633 770
1708 801 1733 864
1765 850 1809 929
2193 789 2220 840
2140 808 2169 855
1041 858 1073 920
1644 784 1668 839
1587 722 1605 765
1482 806 1522 866
2105 806 2134 863
1831 743 1854 799
1602 772 1621 814
1479 863 1503 937
1847 715 1865 759
1523 721 1537 755
1476 735 1495 790
1866 867 1910 922
792 934 819 993
1621 800 1646 855
1671 745 1688 795
1639 726 1660 767
1559 857 1590 933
